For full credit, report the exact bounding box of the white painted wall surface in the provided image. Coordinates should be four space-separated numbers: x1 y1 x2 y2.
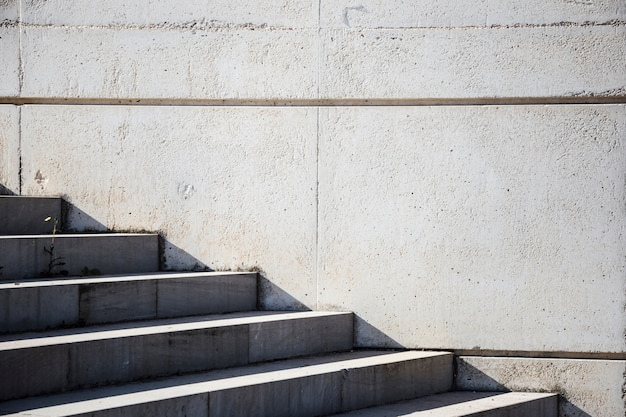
0 1 624 415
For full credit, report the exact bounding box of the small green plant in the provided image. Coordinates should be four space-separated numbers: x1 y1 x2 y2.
81 266 101 276
42 216 67 276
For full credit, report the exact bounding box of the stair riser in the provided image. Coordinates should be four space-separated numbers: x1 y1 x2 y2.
0 234 158 278
85 394 210 417
41 355 453 417
0 314 353 401
212 360 454 417
0 197 62 235
0 274 257 333
474 397 558 417
0 285 77 333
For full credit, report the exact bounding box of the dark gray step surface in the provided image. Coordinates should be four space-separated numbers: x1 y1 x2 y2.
0 350 453 417
0 233 158 278
0 271 257 333
0 311 354 401
325 391 558 417
0 196 62 235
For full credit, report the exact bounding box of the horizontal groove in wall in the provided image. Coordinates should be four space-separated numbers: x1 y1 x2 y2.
2 20 624 31
445 349 626 361
1 96 625 107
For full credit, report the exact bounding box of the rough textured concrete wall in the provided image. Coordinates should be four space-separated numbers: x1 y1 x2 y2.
19 105 319 309
318 105 626 354
0 1 624 415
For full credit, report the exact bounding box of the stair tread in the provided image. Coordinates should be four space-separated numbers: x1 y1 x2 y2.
0 310 351 348
325 391 557 416
0 270 255 288
0 233 157 239
0 350 451 416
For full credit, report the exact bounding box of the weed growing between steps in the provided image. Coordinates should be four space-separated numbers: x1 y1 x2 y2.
42 216 68 277
80 266 102 276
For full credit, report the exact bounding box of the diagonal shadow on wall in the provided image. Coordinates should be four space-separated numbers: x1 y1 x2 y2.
2 190 593 417
0 184 15 195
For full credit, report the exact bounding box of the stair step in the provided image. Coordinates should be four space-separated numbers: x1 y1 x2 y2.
0 311 354 401
0 233 158 278
326 391 558 416
0 271 257 333
0 350 453 417
0 196 62 235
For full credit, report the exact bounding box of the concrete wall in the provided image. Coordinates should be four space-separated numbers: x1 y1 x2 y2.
1 1 624 415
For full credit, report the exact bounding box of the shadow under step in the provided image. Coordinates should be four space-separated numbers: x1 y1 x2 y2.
0 233 158 278
326 391 558 417
0 350 453 417
0 311 354 401
0 196 63 235
0 272 257 333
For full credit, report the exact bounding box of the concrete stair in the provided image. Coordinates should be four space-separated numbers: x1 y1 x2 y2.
0 196 558 417
327 392 558 417
0 272 257 333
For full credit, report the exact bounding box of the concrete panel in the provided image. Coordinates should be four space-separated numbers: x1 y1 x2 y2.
0 196 63 234
0 106 19 194
0 27 20 97
0 234 158 278
320 0 626 27
320 26 626 100
456 356 626 417
156 273 257 317
318 105 626 353
79 280 157 325
22 0 318 28
21 27 317 100
248 312 353 362
21 105 318 309
0 285 79 333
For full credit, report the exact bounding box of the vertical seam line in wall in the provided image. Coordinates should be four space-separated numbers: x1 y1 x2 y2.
315 107 320 310
315 0 322 310
18 0 23 95
18 106 22 195
17 2 23 195
317 0 321 101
